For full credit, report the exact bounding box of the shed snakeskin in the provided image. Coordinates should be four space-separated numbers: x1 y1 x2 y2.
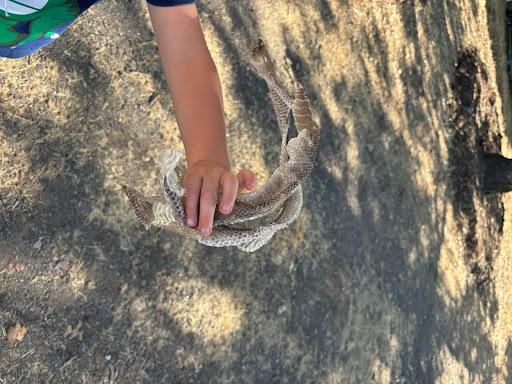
123 39 320 252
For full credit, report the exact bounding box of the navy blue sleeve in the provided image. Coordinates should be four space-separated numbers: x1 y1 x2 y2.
146 0 195 5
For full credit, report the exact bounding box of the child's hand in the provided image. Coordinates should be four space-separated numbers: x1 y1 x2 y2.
183 160 256 236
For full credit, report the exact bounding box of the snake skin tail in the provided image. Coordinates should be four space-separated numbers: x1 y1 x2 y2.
122 185 155 229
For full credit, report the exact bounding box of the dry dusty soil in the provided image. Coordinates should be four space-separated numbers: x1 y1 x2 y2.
1 0 512 383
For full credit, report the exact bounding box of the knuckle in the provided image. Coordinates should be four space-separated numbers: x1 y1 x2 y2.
228 172 238 184
231 172 240 185
222 175 236 191
185 200 197 211
184 194 198 208
201 192 217 207
184 177 197 190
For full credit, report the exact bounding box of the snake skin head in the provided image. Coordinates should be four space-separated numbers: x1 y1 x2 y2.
250 39 276 79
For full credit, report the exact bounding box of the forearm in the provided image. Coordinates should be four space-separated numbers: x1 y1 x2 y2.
165 56 229 168
148 4 229 169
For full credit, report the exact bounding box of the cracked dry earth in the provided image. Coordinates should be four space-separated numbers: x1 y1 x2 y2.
1 0 512 383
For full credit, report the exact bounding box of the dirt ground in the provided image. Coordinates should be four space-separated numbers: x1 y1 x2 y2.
1 0 512 383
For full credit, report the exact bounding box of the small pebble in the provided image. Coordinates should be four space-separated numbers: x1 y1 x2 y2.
33 239 43 250
6 323 27 344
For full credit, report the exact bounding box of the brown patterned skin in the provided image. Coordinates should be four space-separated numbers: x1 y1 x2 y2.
123 40 320 252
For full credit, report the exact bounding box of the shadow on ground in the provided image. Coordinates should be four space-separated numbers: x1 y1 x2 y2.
0 0 509 382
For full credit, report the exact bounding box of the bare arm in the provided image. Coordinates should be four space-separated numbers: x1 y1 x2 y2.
148 3 255 235
148 3 227 167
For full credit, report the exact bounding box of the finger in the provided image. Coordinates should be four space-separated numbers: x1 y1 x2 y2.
198 177 220 235
184 175 202 227
219 172 238 214
237 169 257 191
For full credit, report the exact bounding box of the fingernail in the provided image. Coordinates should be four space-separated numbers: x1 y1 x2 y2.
187 218 196 227
200 226 211 235
221 203 231 213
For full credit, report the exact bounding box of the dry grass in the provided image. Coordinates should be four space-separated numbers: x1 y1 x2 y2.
1 0 512 383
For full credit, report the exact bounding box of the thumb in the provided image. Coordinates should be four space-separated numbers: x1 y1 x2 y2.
237 169 256 192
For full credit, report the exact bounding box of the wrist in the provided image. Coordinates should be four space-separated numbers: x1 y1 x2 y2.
186 147 230 170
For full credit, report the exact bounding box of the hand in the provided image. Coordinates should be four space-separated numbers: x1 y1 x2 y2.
183 160 256 236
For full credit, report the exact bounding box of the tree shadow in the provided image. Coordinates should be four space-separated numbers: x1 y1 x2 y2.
0 0 509 383
448 48 503 296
